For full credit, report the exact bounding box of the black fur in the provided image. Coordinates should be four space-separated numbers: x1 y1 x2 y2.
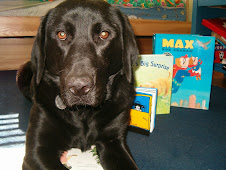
18 0 139 169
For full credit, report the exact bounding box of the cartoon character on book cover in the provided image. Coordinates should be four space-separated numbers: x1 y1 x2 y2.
130 94 152 131
172 54 202 93
214 44 226 64
130 88 157 132
153 34 215 110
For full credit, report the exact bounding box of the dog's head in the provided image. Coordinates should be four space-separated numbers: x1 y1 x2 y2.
31 0 138 107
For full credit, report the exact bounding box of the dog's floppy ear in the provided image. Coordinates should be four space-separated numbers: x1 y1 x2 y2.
121 15 139 83
31 11 51 85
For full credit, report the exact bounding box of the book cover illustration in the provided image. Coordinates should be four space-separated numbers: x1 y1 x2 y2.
153 34 215 110
214 44 226 64
130 87 157 132
133 54 174 114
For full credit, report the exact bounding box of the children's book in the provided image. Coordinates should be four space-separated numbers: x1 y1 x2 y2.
214 44 226 64
133 54 174 114
153 34 215 110
211 32 226 47
130 87 157 133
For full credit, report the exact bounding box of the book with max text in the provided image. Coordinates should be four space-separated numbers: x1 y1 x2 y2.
132 54 174 114
153 34 215 110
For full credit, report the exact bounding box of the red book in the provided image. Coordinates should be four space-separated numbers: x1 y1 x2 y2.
202 18 226 39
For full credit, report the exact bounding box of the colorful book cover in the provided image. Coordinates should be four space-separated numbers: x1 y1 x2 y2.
130 87 157 133
133 54 174 114
214 44 226 64
211 32 226 47
153 33 215 110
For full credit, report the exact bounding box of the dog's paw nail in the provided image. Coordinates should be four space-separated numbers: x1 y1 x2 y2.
55 95 67 110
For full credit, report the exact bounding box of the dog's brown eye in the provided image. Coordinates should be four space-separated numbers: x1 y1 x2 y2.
58 31 67 40
100 31 109 40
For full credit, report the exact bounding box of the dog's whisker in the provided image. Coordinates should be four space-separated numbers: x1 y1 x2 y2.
57 69 66 75
75 105 80 111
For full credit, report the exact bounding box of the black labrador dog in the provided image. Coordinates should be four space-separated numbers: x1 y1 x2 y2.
17 0 139 169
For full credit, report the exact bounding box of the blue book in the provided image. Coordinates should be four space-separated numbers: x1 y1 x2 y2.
153 34 215 110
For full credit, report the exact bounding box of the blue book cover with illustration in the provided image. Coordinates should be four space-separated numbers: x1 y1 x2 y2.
153 34 215 110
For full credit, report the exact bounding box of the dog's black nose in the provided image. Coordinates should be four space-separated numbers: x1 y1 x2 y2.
68 76 93 96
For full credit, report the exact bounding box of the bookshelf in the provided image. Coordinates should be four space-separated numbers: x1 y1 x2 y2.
191 0 226 35
191 0 226 76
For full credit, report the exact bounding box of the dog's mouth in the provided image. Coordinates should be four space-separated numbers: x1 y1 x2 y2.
55 94 99 110
55 87 103 110
55 94 98 110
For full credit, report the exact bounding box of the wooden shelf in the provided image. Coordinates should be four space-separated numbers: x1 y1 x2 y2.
0 38 34 70
130 19 191 36
0 16 40 37
0 16 191 37
0 16 191 70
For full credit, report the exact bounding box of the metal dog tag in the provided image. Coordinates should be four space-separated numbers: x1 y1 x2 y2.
55 95 66 110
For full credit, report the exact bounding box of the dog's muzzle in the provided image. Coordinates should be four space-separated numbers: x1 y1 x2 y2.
57 72 99 108
66 75 94 97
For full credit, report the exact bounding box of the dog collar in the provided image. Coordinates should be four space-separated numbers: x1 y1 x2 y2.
55 95 67 110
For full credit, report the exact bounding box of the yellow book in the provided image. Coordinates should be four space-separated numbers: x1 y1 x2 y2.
130 87 157 133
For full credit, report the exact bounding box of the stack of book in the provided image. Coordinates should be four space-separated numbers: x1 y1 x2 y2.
130 34 216 133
